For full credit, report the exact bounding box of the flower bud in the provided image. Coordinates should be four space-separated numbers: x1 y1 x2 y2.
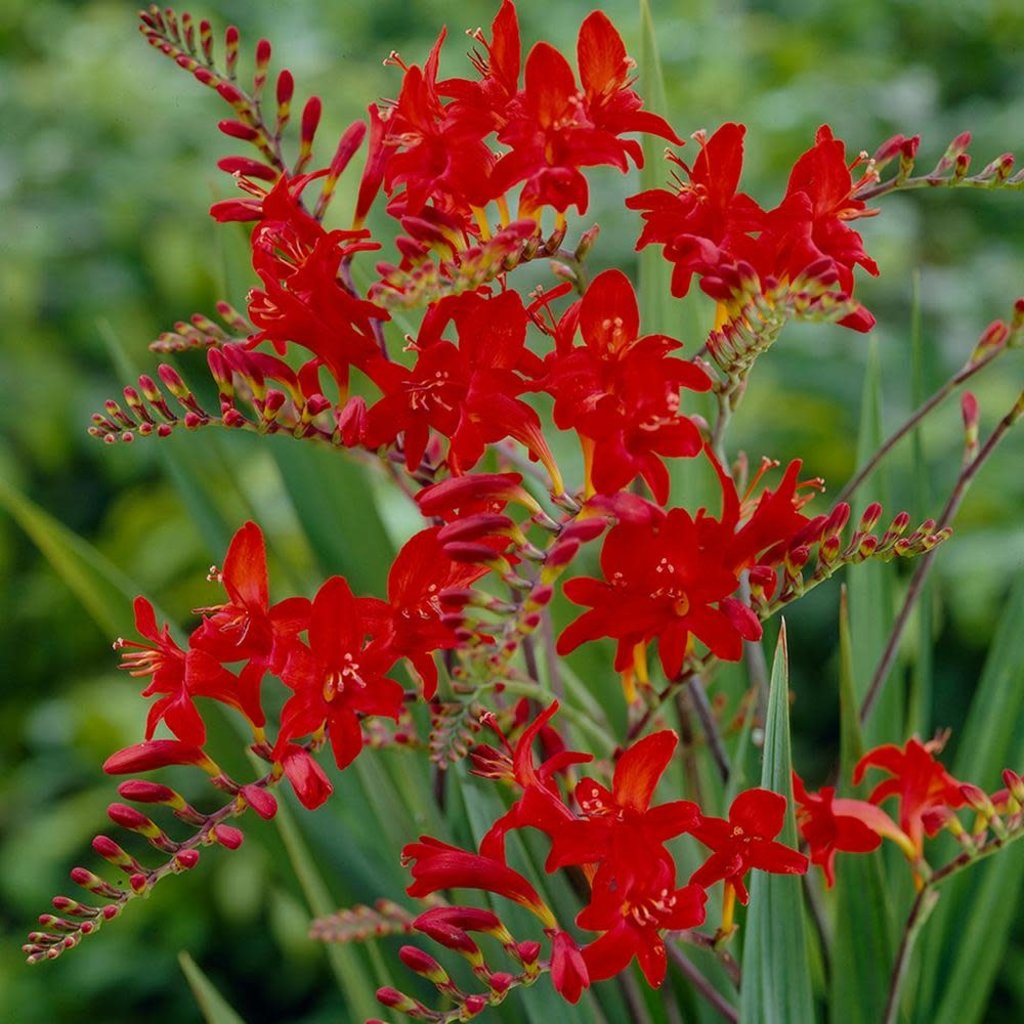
211 824 244 850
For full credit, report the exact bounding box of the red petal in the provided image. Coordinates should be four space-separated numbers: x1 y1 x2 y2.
612 730 677 813
577 11 627 99
221 521 269 611
280 745 333 809
730 787 786 839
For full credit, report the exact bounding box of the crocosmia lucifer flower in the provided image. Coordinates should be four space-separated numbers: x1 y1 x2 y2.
539 269 711 502
114 597 237 746
691 788 808 919
364 290 561 487
853 737 967 858
276 576 402 770
191 521 311 728
763 124 879 295
548 731 699 873
578 859 707 987
385 526 494 698
792 773 897 887
627 122 764 298
557 505 760 685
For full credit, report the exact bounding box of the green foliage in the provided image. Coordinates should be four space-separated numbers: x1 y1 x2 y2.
740 625 815 1023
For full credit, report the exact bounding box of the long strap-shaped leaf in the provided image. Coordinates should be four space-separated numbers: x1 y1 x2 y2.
913 573 1024 1024
831 588 896 1024
178 951 247 1024
740 622 815 1022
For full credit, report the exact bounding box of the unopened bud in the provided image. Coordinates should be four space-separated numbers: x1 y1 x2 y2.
574 225 600 262
1002 769 1024 804
936 131 972 174
218 119 260 141
91 836 144 873
173 849 201 871
463 994 488 1015
488 971 515 995
398 945 448 983
961 392 980 460
516 940 541 965
211 824 244 850
375 987 417 1011
971 320 1009 361
858 502 883 533
69 867 123 899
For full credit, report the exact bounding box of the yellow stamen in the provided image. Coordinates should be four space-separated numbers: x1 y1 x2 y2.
720 882 737 937
580 436 596 499
496 195 511 228
633 641 650 688
471 205 492 241
620 666 637 704
714 300 732 331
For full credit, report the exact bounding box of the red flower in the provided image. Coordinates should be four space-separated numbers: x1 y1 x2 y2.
539 269 711 502
379 30 497 222
192 522 310 728
558 505 761 683
690 788 808 906
402 836 556 926
245 175 385 391
364 290 561 487
479 701 592 862
276 576 402 770
853 738 966 858
114 597 237 745
385 526 493 698
791 773 896 887
762 125 879 295
578 859 707 987
547 731 699 873
627 122 764 297
701 446 827 596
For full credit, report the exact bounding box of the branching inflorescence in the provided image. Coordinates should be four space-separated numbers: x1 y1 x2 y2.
25 3 1024 1022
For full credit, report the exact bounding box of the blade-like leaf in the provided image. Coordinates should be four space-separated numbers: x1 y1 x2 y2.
273 793 385 1022
831 587 896 1024
269 439 395 595
740 622 815 1023
178 951 247 1024
907 272 934 736
637 0 674 341
914 572 1024 1024
849 337 899 748
0 473 154 637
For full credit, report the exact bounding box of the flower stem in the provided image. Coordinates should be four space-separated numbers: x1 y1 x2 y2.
835 342 1006 508
665 941 739 1023
860 394 1022 724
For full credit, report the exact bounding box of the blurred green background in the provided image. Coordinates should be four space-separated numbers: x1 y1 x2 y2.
1 0 1022 1021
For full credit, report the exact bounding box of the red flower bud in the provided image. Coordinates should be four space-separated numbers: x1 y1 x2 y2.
212 825 245 850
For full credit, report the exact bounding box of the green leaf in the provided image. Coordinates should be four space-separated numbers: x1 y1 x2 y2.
273 793 385 1022
269 439 395 595
906 271 934 737
178 951 247 1024
0 473 153 637
636 0 674 341
913 572 1024 1024
849 337 899 747
831 587 896 1024
740 622 815 1023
